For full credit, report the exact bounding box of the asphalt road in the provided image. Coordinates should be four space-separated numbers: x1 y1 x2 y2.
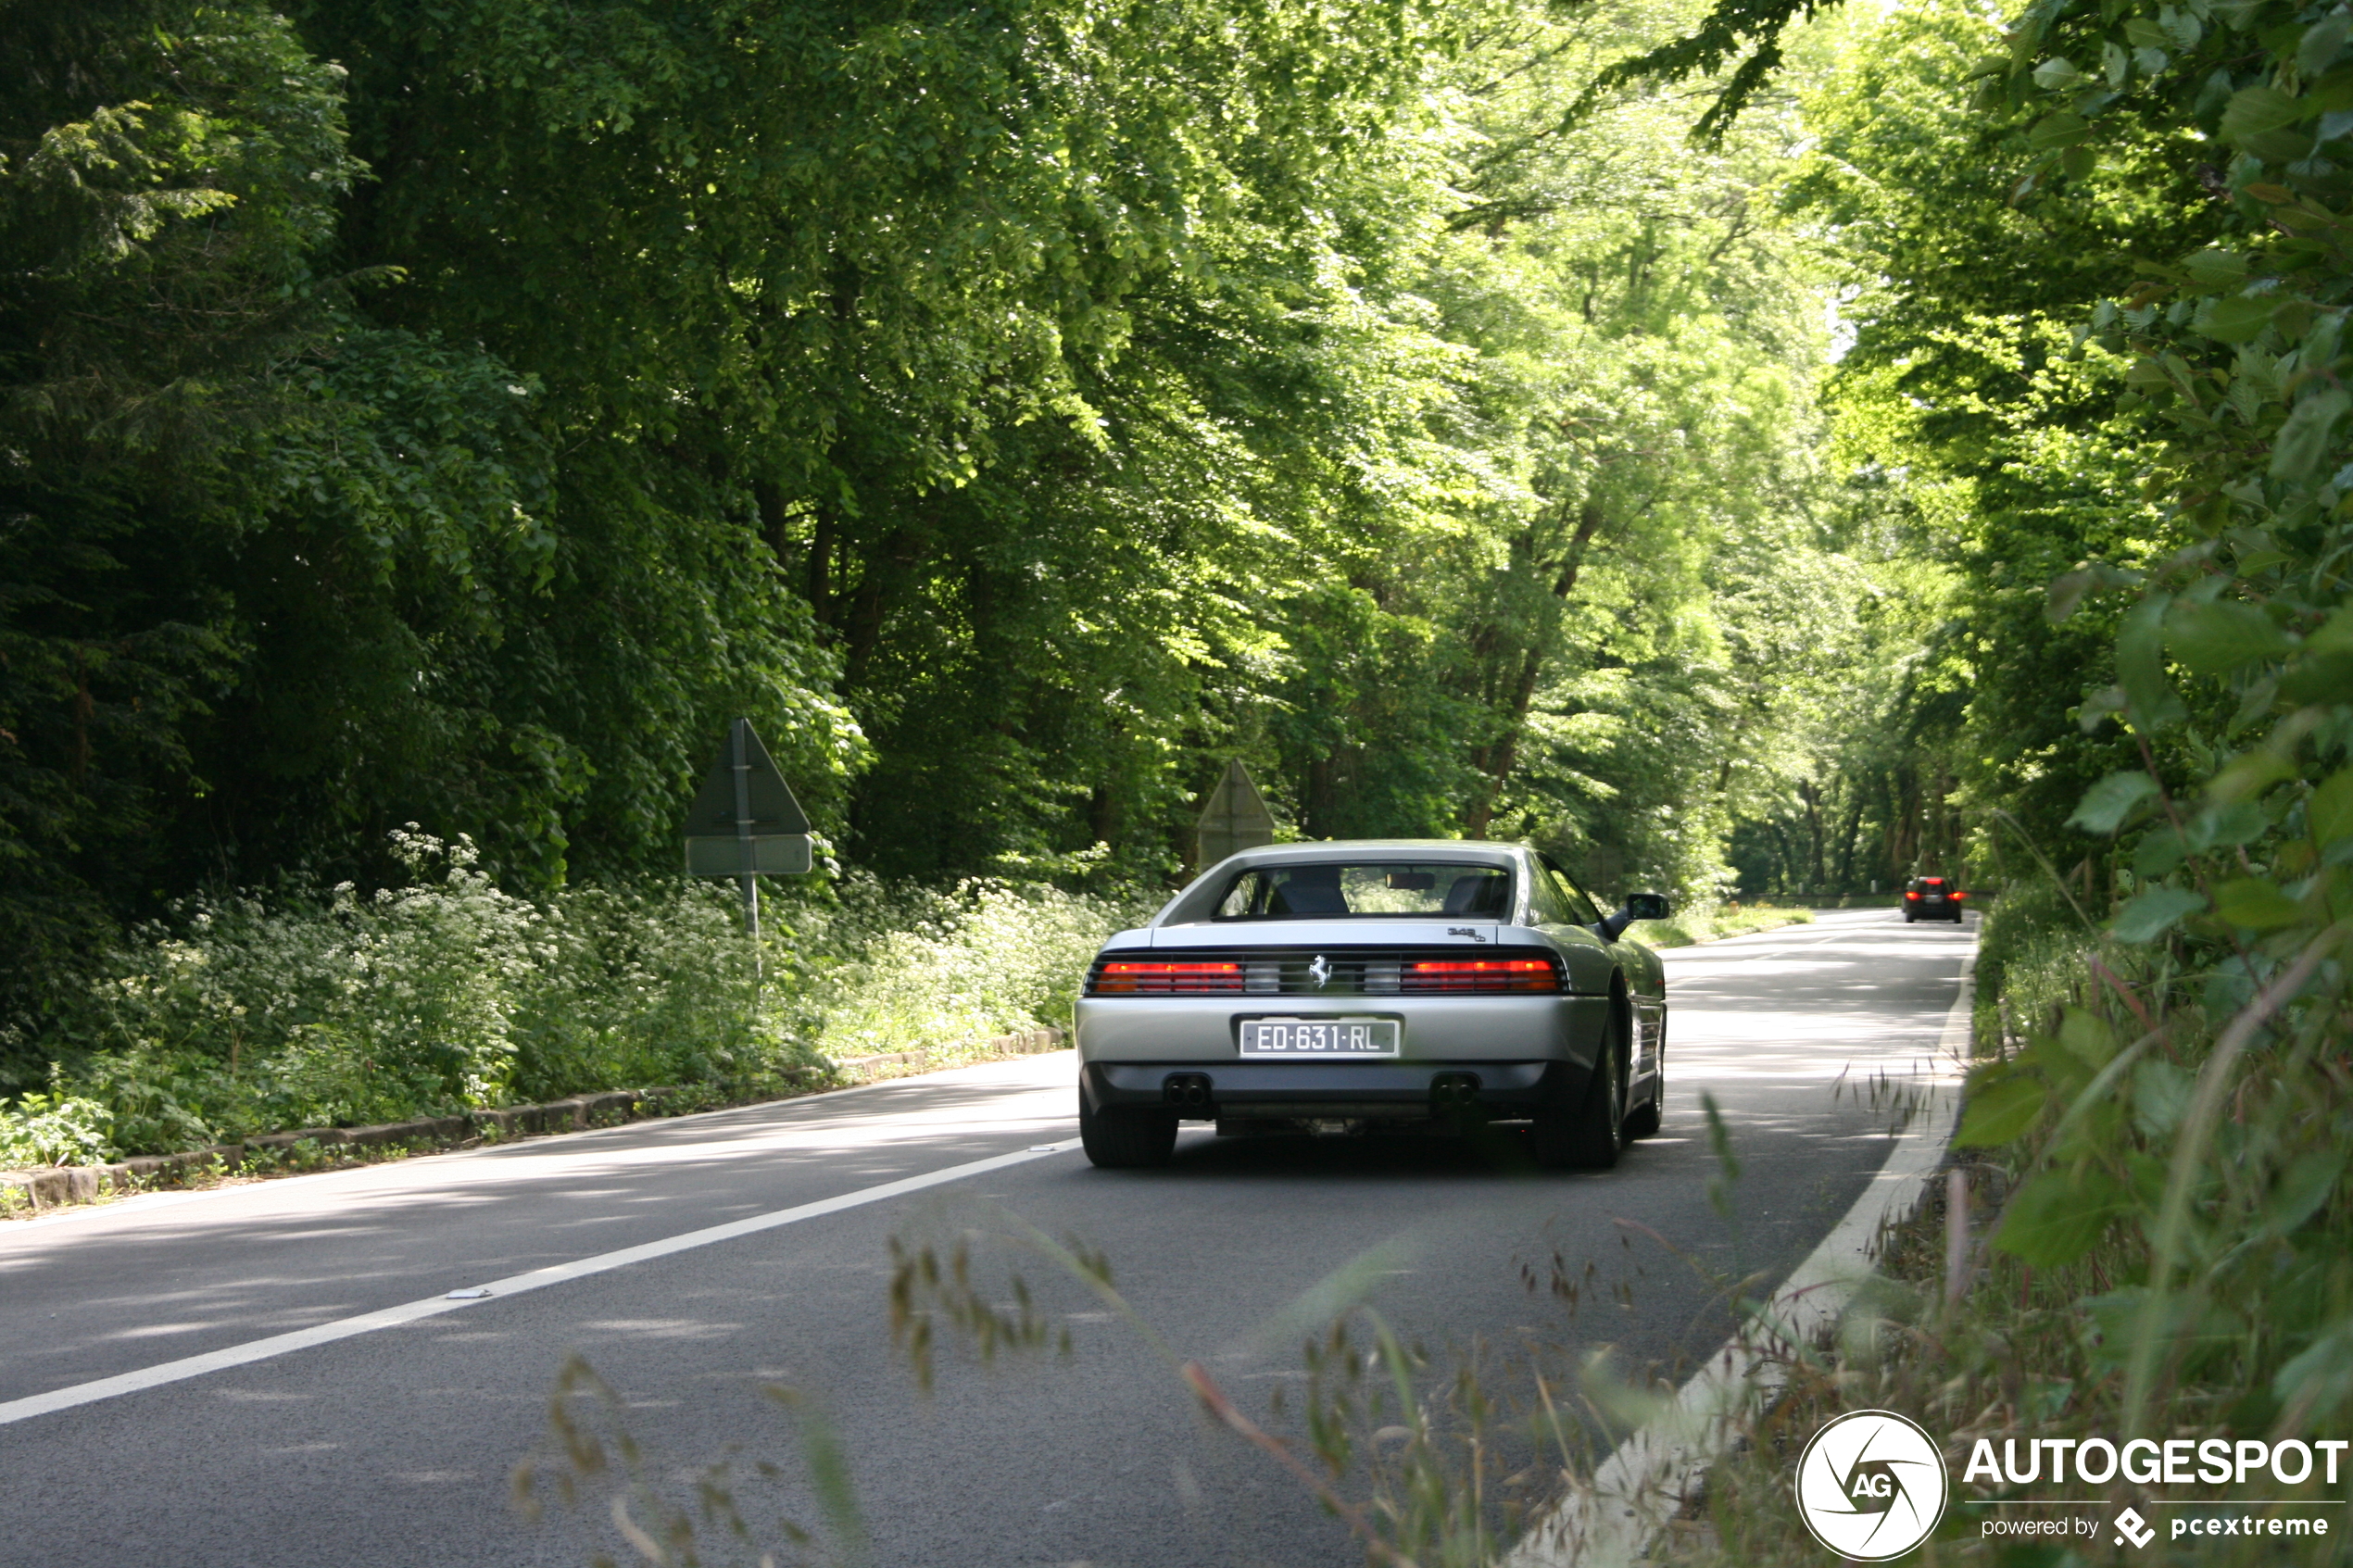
0 907 1972 1568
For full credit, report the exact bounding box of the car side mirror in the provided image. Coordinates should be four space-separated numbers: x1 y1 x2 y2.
1626 892 1669 922
1596 892 1669 942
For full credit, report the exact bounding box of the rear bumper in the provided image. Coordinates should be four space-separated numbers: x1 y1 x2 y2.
1075 993 1606 1065
1081 1059 1591 1123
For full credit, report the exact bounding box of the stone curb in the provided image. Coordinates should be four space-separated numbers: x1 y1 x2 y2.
2 1026 1066 1216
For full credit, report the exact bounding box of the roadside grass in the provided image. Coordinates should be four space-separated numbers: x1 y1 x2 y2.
1650 1165 2353 1566
1633 903 1816 948
1639 871 2353 1567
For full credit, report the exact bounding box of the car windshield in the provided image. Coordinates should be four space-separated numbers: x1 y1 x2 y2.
1213 862 1513 920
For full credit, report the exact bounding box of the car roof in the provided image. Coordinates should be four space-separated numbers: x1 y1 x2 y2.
1208 839 1526 867
1148 840 1530 926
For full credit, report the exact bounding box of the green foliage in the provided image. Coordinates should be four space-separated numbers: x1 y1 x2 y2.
1 0 362 1041
0 1088 117 1167
0 0 862 1080
1967 0 2353 1435
799 878 1155 1061
6 0 1869 1092
42 829 779 1143
0 828 1143 1158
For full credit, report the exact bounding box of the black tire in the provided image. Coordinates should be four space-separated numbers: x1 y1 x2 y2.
1903 910 1916 922
1080 1090 1177 1168
1530 1009 1628 1170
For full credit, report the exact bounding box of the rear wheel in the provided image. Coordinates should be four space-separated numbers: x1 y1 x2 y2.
1080 1091 1177 1168
1531 1010 1627 1170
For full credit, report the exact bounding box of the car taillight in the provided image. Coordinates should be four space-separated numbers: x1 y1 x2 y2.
1403 959 1557 994
1951 890 1966 899
1905 891 1920 900
1093 961 1243 995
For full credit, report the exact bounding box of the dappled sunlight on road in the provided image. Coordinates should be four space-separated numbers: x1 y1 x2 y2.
0 1053 1083 1404
1661 913 1971 1084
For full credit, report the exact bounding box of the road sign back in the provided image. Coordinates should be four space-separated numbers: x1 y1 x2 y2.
682 720 812 879
1197 759 1276 869
683 722 809 839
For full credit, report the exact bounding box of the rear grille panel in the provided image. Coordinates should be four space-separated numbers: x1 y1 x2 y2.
1087 946 1565 997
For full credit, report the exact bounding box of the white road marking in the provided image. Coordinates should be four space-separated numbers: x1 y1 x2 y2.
0 1052 1082 1237
0 1138 1083 1429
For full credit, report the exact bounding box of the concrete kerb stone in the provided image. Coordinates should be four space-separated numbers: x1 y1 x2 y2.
2 1027 1070 1215
6 1142 247 1210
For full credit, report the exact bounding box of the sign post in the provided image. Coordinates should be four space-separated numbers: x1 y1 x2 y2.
1196 759 1277 870
681 720 813 978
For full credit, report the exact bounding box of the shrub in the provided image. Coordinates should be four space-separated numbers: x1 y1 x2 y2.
799 877 1154 1062
0 1086 118 1167
1 833 1147 1157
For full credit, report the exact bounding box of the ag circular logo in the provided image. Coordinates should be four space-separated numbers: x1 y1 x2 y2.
1794 1409 1949 1561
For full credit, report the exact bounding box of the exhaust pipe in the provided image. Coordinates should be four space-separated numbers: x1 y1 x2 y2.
1164 1073 1213 1109
1430 1072 1481 1114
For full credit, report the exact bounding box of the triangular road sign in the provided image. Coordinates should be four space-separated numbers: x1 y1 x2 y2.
1197 759 1276 869
682 719 812 876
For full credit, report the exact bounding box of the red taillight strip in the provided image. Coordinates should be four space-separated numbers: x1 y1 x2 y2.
1403 958 1557 993
1093 961 1244 995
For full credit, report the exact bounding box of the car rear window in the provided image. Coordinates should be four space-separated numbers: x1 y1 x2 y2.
1213 862 1514 920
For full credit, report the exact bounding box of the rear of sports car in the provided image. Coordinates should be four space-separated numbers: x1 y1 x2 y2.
1070 843 1655 1170
1076 935 1613 1132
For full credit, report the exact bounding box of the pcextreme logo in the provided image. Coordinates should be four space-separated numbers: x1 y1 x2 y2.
1794 1410 1951 1561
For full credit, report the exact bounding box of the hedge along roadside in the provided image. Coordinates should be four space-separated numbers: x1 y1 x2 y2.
1944 0 2353 1459
1 1028 1067 1217
0 843 1143 1166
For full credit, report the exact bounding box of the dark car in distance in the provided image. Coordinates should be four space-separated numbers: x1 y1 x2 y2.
1904 875 1966 922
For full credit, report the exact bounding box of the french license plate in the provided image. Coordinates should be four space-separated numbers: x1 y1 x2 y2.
1239 1017 1400 1058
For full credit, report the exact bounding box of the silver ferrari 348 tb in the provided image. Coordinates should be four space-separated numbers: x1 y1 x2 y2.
1072 840 1669 1170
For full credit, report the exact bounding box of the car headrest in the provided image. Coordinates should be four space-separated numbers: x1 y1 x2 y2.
1271 880 1350 915
1442 873 1505 915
